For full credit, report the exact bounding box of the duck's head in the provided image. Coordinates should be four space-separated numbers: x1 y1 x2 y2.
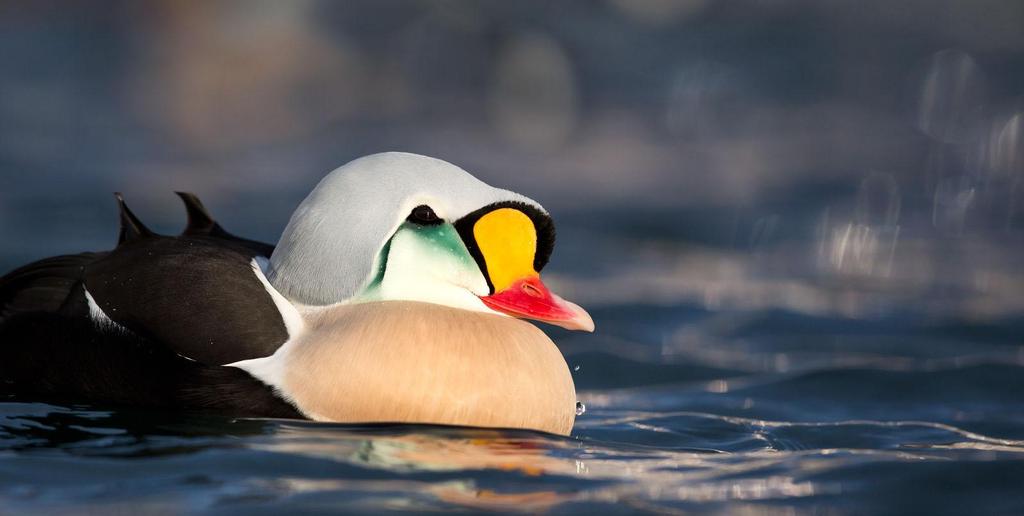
268 152 593 332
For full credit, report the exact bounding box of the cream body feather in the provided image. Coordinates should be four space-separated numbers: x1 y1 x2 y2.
239 301 577 435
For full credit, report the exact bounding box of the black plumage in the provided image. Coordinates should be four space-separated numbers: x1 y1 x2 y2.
0 193 298 417
115 192 154 244
175 191 275 256
0 252 104 320
84 234 288 364
0 309 299 418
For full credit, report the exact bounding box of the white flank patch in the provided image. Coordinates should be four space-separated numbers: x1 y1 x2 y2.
252 257 304 338
228 353 287 393
227 340 304 412
227 258 309 412
83 288 127 333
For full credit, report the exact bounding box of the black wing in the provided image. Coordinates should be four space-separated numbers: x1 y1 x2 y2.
0 252 104 320
83 234 289 364
0 309 300 418
0 193 298 416
1 193 288 365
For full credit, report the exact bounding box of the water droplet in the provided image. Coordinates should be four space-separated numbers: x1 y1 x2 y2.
573 365 580 372
575 401 586 416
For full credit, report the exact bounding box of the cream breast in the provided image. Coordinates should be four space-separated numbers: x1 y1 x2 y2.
278 301 577 435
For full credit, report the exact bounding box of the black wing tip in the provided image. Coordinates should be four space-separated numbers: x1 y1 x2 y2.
114 192 155 245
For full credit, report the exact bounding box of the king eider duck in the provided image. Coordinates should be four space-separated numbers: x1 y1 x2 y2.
0 152 592 435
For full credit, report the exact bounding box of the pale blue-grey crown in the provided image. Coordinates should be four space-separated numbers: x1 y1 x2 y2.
268 152 542 306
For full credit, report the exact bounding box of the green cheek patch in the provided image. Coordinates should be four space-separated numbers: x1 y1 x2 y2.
357 222 476 300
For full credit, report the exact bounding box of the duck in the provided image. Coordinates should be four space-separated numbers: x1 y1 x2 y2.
0 152 593 435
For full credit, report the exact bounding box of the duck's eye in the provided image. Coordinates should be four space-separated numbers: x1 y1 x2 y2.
408 205 442 225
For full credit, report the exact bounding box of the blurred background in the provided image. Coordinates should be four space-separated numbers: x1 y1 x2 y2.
2 0 1022 323
3 2 1024 513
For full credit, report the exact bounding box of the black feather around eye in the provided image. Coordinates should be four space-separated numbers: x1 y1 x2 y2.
453 200 556 280
407 205 442 225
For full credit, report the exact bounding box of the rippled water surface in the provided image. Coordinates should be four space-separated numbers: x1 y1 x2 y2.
3 1 1024 514
3 300 1024 514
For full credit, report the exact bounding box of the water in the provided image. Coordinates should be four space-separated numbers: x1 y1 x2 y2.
3 1 1024 513
3 295 1023 514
